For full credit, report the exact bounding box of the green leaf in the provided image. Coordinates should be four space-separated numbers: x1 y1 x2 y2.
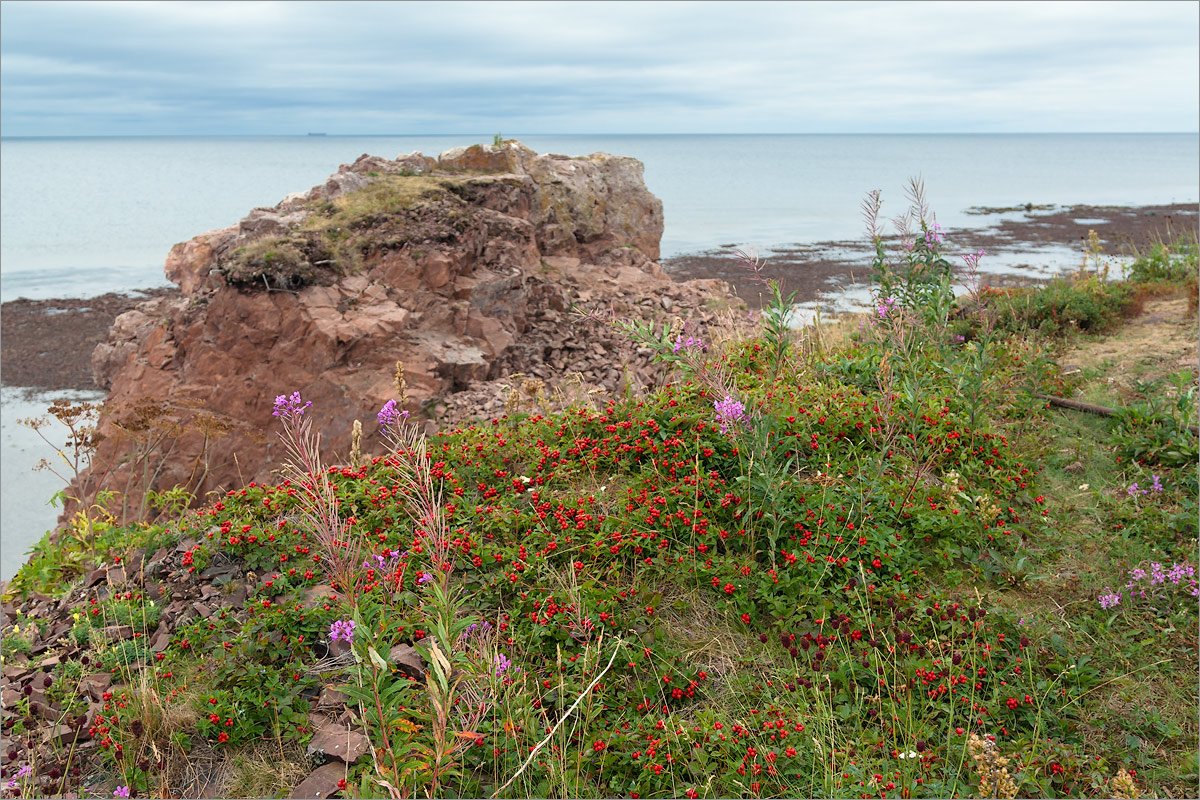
368 645 388 670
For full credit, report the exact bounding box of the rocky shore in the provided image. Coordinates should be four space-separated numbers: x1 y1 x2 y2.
4 202 1193 397
31 141 747 524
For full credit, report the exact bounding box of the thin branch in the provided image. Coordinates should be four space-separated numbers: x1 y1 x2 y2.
489 639 624 799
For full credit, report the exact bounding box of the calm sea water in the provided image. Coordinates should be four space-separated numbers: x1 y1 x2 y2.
2 133 1197 301
1 133 1197 578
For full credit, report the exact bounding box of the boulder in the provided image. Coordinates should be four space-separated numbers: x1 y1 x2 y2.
75 142 735 520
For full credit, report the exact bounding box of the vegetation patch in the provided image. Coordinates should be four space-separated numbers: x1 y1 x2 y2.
4 190 1196 799
219 174 499 289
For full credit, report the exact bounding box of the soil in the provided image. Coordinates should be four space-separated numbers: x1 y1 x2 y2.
1057 293 1200 407
2 202 1195 394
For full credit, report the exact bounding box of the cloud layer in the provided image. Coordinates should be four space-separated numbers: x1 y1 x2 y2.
2 0 1197 135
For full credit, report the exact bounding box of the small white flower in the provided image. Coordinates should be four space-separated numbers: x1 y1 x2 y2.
518 475 532 484
1078 484 1089 491
898 751 918 759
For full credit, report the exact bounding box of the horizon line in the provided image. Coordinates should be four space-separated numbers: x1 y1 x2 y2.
3 131 1198 140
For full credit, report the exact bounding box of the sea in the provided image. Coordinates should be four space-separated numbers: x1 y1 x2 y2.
2 132 1198 578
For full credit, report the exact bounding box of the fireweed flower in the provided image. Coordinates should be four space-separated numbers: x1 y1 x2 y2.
876 296 898 318
114 787 131 799
673 335 705 354
960 249 987 272
272 391 312 419
713 396 747 434
16 766 31 779
460 621 491 641
329 619 356 642
377 399 409 428
1097 589 1122 610
417 572 434 585
925 222 944 246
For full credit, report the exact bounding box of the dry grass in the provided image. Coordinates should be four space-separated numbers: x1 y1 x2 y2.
302 175 456 232
217 739 311 799
657 582 761 690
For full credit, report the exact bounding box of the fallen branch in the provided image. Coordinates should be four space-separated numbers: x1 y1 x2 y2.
1036 393 1199 437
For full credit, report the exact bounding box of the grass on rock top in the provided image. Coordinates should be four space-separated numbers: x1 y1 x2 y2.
222 171 522 288
2 232 1196 800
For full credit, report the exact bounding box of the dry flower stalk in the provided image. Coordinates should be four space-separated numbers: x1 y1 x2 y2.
966 733 1018 799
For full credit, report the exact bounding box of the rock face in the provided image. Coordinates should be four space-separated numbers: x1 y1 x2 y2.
82 141 737 516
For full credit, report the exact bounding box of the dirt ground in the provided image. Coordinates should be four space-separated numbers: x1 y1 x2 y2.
1057 292 1199 408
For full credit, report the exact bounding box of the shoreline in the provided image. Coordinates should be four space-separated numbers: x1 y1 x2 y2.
1 202 1195 394
664 201 1198 309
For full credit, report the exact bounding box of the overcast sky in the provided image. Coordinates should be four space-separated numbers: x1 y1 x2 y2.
1 0 1197 136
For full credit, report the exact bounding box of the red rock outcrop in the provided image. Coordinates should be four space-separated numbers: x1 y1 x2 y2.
82 141 738 517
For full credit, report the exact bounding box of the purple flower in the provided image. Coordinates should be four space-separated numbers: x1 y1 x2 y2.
1097 589 1122 610
1150 562 1166 585
673 335 705 354
924 222 944 246
1126 482 1147 497
417 572 434 585
960 250 987 271
494 653 512 675
1150 474 1163 492
876 295 898 319
713 396 747 434
329 618 355 643
272 391 312 420
377 399 409 428
114 787 131 799
16 766 32 779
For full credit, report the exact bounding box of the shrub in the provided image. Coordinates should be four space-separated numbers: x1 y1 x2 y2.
1127 236 1199 284
979 277 1138 337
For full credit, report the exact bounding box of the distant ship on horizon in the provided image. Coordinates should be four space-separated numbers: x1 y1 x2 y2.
307 132 327 136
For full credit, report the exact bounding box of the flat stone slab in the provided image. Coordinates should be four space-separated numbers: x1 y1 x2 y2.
289 762 346 799
306 720 369 764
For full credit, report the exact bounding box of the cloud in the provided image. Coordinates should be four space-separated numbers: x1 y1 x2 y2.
1 0 1196 135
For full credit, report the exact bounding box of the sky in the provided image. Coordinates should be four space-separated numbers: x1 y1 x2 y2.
1 0 1198 136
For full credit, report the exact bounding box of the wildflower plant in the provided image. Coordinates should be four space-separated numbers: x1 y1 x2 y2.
272 391 363 596
735 247 798 380
1099 560 1199 612
864 179 956 327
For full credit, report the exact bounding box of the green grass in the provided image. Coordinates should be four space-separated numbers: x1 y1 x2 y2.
4 247 1196 799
